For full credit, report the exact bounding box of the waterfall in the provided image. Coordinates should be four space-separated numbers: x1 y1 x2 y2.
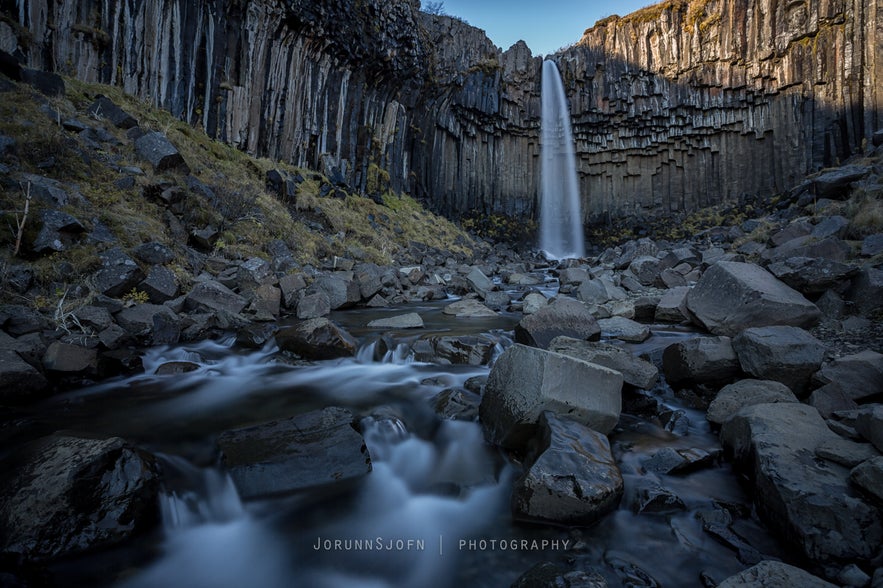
539 60 585 260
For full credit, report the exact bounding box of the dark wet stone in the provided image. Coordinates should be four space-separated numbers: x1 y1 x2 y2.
217 407 371 499
87 95 138 129
134 131 189 172
515 297 600 349
276 318 358 360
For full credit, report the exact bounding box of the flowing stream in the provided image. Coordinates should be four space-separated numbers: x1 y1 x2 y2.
16 292 785 588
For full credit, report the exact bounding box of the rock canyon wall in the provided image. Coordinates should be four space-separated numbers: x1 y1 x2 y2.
2 0 880 223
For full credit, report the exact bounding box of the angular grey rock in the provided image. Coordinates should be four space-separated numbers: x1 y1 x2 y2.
305 274 357 310
93 247 144 298
33 209 84 253
116 303 178 336
851 457 883 504
134 131 189 172
139 265 178 303
816 438 879 468
353 262 383 299
217 407 371 499
855 406 883 453
512 412 623 524
515 297 600 349
184 280 247 315
641 446 719 475
479 344 622 448
133 241 175 265
42 341 98 373
279 273 307 308
481 289 511 310
521 291 548 314
442 297 497 318
654 286 690 323
367 312 424 329
151 310 180 345
506 272 541 286
717 561 837 588
87 95 138 129
813 350 883 402
558 267 590 285
767 256 858 294
848 267 883 315
466 266 494 294
597 316 650 342
549 336 659 390
426 334 497 366
732 326 826 396
662 336 741 387
296 291 331 319
20 173 72 206
249 284 281 320
861 233 883 257
721 403 882 563
763 235 852 264
629 256 662 286
658 267 687 288
686 261 821 336
71 305 114 331
812 215 849 239
0 304 46 336
634 482 686 514
276 318 358 360
0 350 48 402
808 383 858 419
0 434 159 560
812 165 869 198
237 257 274 290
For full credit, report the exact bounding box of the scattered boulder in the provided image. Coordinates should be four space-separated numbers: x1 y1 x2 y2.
641 446 719 475
479 344 622 448
521 291 548 314
686 261 821 336
767 257 858 294
706 379 799 426
426 335 497 365
93 247 144 298
184 280 247 315
662 336 741 387
0 434 159 560
808 384 858 419
763 236 851 264
367 312 424 329
717 561 836 588
466 267 494 294
628 256 662 286
721 403 882 563
732 326 826 396
549 336 658 390
87 95 138 129
816 437 879 468
139 265 178 303
855 406 883 453
305 274 359 310
249 284 281 320
848 267 883 315
115 304 178 337
812 350 883 402
512 411 623 524
279 273 308 308
276 318 358 360
42 341 97 374
654 286 690 323
633 482 686 514
132 241 175 265
861 234 883 257
812 165 869 198
515 297 600 349
217 407 371 499
0 350 48 402
296 291 331 319
32 209 85 253
134 131 189 172
442 297 497 318
851 457 883 504
597 316 650 343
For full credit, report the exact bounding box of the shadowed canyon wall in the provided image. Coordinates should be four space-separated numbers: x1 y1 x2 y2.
1 0 879 224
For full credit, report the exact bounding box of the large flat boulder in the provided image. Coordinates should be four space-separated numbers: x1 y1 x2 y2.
732 326 826 396
597 316 650 342
812 350 883 402
549 336 658 390
217 407 371 499
184 280 247 315
479 344 622 448
93 247 144 298
0 435 159 560
706 379 798 426
686 261 821 336
512 412 623 524
515 297 600 349
662 335 741 387
721 403 882 564
275 317 358 360
767 256 858 294
854 406 883 453
717 561 836 588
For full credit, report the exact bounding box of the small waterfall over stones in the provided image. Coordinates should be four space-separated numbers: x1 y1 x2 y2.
539 60 585 260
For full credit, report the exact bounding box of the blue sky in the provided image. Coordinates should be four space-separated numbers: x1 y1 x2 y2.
428 0 656 56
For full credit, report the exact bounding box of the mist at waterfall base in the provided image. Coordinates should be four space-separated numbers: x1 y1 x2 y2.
539 60 585 260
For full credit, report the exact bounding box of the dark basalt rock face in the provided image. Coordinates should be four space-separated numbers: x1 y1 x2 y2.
7 0 879 224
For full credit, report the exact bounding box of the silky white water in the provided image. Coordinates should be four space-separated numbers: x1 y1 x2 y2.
539 60 585 260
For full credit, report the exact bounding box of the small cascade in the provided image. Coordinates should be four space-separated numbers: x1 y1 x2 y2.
539 60 585 260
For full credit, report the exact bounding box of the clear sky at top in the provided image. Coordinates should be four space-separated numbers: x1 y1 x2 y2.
429 0 657 56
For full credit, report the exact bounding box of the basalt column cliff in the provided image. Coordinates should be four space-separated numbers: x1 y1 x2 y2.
3 0 879 223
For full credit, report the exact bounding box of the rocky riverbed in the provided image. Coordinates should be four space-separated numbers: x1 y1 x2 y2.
2 65 883 587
